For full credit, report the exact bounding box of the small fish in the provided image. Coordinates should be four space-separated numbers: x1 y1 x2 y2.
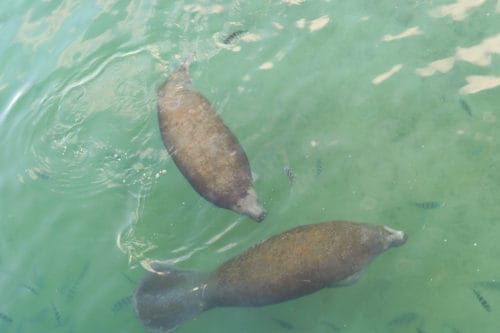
67 261 89 299
121 272 136 285
112 295 132 312
315 158 323 177
283 167 295 186
413 201 445 209
444 323 461 333
20 282 39 295
33 170 50 180
416 326 427 333
272 318 294 330
50 302 62 326
459 97 472 117
388 312 418 326
223 30 246 44
319 320 341 332
0 312 13 323
472 288 491 312
475 280 500 290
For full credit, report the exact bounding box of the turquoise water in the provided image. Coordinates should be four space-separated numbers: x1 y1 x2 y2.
1 0 500 332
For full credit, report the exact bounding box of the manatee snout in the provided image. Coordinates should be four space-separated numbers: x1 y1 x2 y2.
382 226 407 248
232 188 267 222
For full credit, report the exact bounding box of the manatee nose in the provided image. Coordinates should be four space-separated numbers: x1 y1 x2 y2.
383 226 407 247
255 211 267 222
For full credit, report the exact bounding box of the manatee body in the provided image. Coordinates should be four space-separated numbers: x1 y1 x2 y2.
134 221 407 332
157 63 265 222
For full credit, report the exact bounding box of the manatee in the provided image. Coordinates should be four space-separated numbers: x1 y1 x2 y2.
157 63 266 222
133 220 407 332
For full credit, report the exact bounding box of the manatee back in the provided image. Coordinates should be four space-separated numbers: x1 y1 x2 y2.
158 88 252 205
207 221 403 307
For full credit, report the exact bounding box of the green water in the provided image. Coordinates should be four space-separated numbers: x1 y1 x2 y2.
1 0 500 332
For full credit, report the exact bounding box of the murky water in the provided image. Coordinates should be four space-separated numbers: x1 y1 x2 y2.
1 1 500 332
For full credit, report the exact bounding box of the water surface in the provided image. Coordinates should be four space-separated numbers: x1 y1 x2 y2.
1 0 500 332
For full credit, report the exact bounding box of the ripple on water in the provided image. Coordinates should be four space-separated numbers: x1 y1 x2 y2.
23 52 168 200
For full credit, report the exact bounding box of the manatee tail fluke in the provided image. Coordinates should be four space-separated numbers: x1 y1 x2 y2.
133 268 210 332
